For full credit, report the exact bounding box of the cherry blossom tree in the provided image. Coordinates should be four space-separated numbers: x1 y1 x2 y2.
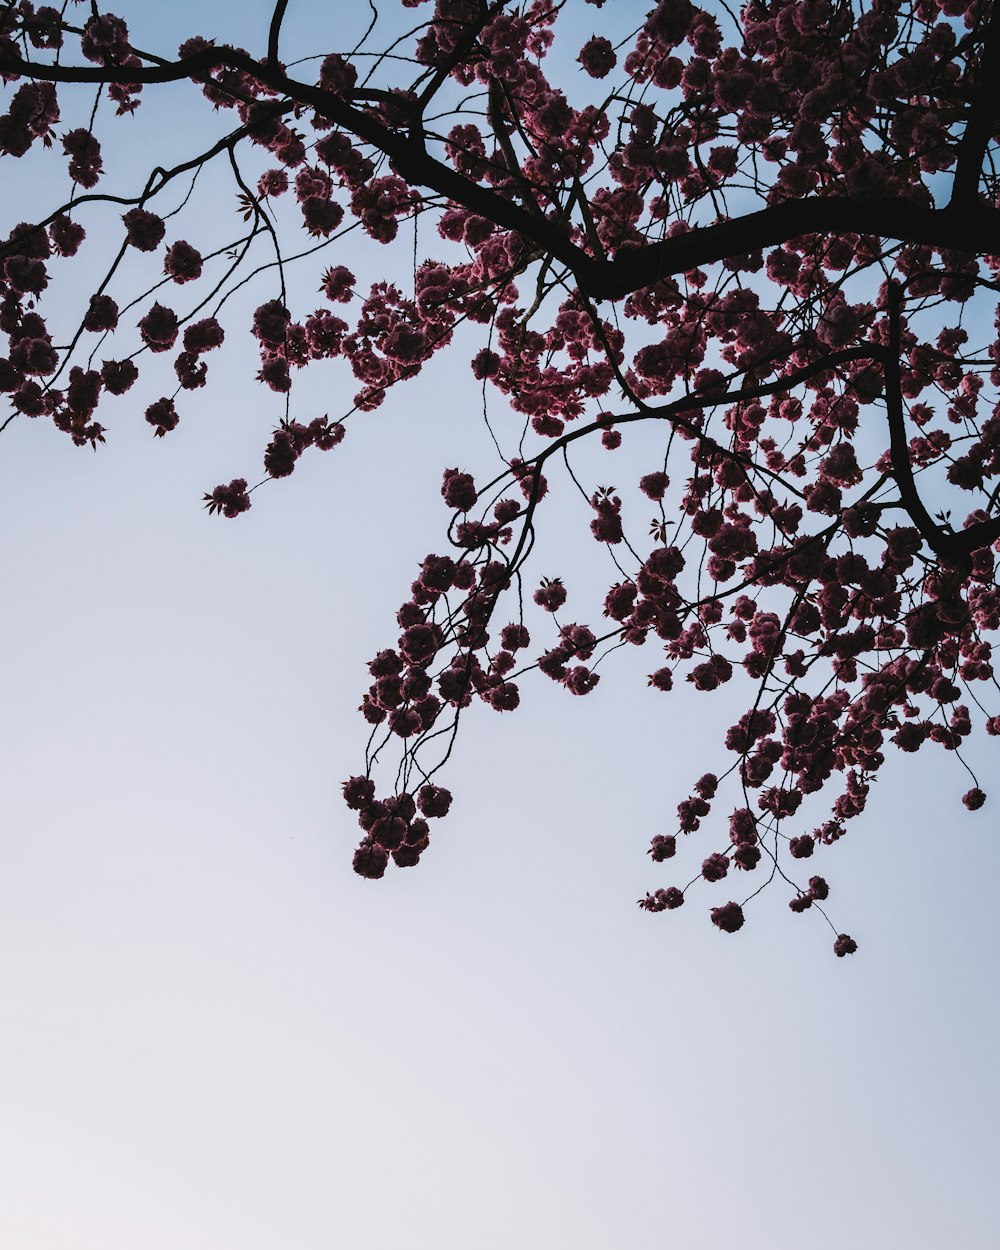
3 0 1000 955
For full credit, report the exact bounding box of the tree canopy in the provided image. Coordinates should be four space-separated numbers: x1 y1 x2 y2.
2 0 999 954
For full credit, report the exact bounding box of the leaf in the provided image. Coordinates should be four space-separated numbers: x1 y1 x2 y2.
236 191 257 222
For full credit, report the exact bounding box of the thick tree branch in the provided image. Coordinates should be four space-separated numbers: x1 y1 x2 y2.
607 199 999 299
267 0 290 67
950 1 1000 206
960 511 1000 553
6 48 1000 304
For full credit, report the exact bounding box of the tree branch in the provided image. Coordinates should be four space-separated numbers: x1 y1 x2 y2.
6 48 1000 303
267 0 290 67
950 1 1000 207
884 281 975 568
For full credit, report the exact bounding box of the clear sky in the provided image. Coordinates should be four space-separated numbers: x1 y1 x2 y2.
1 4 999 1248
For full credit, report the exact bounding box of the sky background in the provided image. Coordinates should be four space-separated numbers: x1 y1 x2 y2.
2 3 999 1248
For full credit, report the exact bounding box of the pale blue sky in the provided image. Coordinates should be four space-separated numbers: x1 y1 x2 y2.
1 4 999 1248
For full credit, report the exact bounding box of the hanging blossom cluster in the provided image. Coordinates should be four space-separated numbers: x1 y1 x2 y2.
3 0 1000 955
